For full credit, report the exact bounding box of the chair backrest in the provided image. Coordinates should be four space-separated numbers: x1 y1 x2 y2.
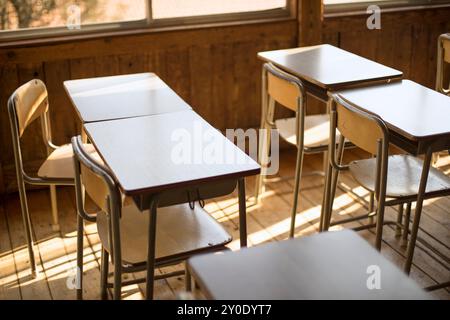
72 135 123 267
8 79 49 137
330 94 389 156
265 63 306 112
437 33 450 94
72 136 120 215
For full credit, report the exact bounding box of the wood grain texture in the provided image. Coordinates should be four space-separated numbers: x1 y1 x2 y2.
1 150 449 300
0 21 295 194
1 6 449 194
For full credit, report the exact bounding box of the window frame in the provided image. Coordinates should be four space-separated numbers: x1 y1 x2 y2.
0 0 294 42
324 0 450 16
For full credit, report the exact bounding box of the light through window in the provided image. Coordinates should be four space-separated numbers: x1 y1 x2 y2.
151 0 287 19
0 0 290 40
0 0 147 31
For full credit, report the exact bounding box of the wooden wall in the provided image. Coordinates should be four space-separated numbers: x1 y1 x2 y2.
322 7 450 90
0 5 449 194
0 21 297 193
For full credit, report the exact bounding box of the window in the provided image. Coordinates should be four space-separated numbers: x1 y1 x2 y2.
324 0 450 14
0 0 290 41
151 0 287 20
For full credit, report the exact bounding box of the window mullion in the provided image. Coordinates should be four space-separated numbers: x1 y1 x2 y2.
147 0 153 24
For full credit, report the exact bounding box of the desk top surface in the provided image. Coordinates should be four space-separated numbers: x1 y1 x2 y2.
258 44 402 89
64 73 191 123
84 110 260 195
188 230 432 300
336 80 450 141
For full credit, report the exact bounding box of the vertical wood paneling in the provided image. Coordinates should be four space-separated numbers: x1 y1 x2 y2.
44 60 77 146
210 43 234 130
94 55 120 77
188 45 213 120
118 54 148 74
164 49 192 104
16 63 47 166
0 65 19 194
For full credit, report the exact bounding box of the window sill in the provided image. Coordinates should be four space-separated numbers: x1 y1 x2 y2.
0 14 295 49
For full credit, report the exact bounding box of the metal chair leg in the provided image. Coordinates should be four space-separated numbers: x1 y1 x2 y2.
100 247 109 300
323 136 345 231
49 185 60 232
17 179 37 278
255 67 269 204
395 204 404 237
289 147 304 238
76 214 84 300
185 262 192 292
368 192 375 225
319 160 332 232
401 202 412 247
375 202 386 251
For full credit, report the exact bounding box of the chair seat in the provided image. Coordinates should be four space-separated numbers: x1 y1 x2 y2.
275 114 342 151
38 143 98 180
96 203 232 265
349 154 450 199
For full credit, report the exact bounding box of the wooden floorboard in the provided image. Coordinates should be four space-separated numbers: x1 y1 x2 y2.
0 149 448 300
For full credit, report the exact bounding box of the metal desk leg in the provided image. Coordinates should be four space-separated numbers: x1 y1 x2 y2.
146 197 159 299
238 178 247 247
404 147 433 274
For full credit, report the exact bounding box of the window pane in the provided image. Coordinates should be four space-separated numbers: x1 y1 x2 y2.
324 0 393 4
0 0 147 31
324 0 450 5
152 0 287 19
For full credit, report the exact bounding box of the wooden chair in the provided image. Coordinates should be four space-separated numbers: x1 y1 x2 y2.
7 79 96 277
255 63 352 238
324 93 450 263
71 136 232 300
436 33 450 95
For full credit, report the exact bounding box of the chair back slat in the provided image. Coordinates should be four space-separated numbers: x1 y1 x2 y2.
72 136 118 214
444 37 450 64
334 99 386 155
267 72 301 112
437 34 450 94
10 79 49 137
79 156 110 213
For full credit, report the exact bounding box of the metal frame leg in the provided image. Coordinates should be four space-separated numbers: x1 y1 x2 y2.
323 136 345 231
289 147 304 238
401 202 412 247
395 204 404 237
100 247 109 300
76 214 84 300
185 261 192 292
16 178 37 278
319 159 332 232
368 192 375 225
404 148 433 274
255 67 269 204
145 198 158 300
49 185 60 232
238 178 248 247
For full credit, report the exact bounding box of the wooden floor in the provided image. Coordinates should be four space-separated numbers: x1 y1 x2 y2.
0 149 449 300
